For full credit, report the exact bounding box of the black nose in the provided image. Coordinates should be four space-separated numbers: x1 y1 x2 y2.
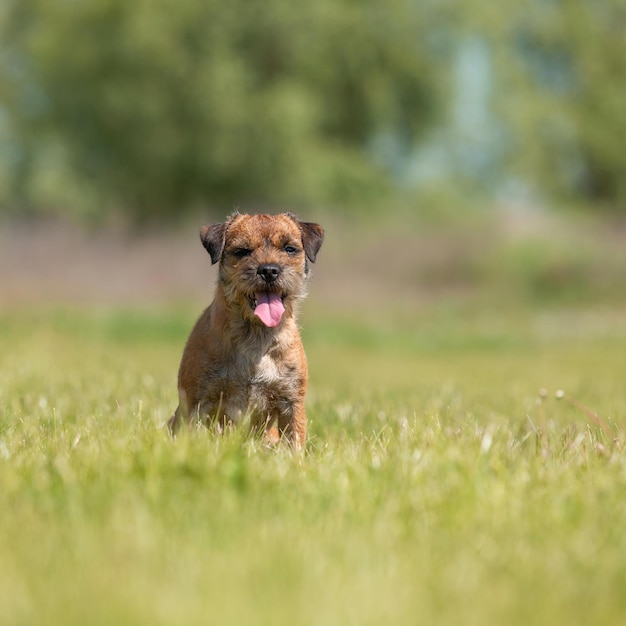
257 263 281 283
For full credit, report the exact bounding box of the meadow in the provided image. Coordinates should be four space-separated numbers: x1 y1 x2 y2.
1 302 625 626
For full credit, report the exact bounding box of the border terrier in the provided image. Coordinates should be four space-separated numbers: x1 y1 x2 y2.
168 212 324 449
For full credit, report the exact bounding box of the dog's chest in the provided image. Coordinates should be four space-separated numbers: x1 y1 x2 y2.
251 354 281 386
211 349 296 420
247 352 295 409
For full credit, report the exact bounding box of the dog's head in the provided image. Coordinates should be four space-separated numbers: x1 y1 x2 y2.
200 212 324 328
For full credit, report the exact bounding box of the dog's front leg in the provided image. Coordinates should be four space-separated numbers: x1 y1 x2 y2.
277 402 306 451
167 387 193 435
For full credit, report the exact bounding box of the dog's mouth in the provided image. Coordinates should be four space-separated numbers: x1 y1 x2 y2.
248 292 286 328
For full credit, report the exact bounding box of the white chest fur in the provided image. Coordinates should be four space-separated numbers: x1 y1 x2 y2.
251 354 281 386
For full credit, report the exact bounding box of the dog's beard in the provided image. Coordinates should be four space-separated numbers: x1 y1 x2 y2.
222 265 305 328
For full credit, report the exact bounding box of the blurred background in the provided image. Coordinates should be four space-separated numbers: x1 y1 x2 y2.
0 0 625 312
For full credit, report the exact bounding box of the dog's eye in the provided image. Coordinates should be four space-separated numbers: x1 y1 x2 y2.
284 245 299 255
231 248 252 258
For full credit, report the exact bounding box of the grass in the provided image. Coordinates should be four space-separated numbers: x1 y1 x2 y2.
1 305 626 625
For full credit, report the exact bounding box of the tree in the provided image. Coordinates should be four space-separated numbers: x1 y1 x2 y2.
481 0 626 210
0 0 447 220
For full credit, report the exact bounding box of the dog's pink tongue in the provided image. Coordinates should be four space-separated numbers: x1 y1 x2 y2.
254 292 285 327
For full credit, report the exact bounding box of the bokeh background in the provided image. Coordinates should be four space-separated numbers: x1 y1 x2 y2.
2 7 626 624
1 0 625 312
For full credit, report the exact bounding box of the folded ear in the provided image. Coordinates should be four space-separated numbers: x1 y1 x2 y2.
299 221 324 263
199 223 226 264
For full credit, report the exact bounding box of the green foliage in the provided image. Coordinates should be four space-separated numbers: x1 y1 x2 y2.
0 0 443 219
479 0 626 209
1 0 625 219
1 307 626 624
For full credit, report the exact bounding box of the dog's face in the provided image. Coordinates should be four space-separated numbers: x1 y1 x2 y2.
200 213 324 327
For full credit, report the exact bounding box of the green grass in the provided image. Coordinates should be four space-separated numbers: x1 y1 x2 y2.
1 306 626 625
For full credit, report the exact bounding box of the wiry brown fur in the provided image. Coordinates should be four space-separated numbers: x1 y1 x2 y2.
168 212 324 449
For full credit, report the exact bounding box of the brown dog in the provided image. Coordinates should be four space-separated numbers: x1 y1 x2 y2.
168 212 324 449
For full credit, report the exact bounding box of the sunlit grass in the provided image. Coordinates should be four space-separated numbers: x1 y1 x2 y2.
1 307 625 625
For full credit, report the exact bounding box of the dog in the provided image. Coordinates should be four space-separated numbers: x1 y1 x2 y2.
168 212 324 449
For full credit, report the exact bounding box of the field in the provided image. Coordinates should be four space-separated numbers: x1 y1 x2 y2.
1 301 626 626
